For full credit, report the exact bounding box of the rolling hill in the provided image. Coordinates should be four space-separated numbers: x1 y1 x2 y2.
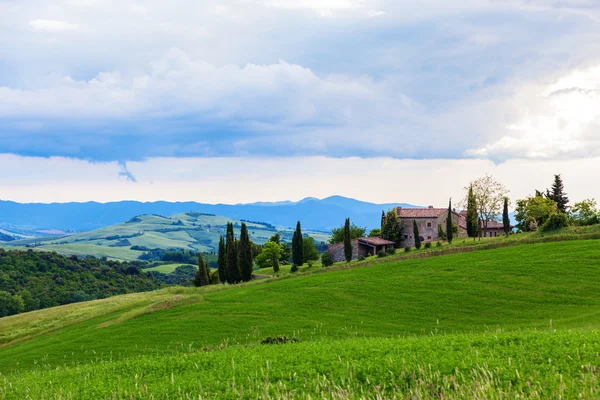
0 196 417 236
0 212 330 261
1 239 600 397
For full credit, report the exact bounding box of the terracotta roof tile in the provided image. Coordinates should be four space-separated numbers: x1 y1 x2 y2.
395 207 460 219
358 237 396 246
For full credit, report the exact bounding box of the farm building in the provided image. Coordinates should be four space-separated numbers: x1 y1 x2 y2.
395 206 466 247
328 237 396 262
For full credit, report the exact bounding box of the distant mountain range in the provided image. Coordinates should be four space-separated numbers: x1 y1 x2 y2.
0 196 419 235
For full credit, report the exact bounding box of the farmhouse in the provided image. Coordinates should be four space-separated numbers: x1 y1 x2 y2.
396 206 465 247
458 210 513 237
328 237 396 262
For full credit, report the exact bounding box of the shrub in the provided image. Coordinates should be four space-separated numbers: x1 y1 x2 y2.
365 253 371 258
540 213 570 232
404 246 411 253
291 264 299 273
357 256 365 261
260 336 299 345
436 241 442 247
321 252 334 267
386 248 396 255
424 242 432 249
377 250 387 258
307 260 314 268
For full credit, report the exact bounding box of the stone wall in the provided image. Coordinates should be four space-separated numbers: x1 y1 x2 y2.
328 239 360 262
400 212 462 247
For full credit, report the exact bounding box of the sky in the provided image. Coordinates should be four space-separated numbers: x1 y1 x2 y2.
1 0 599 206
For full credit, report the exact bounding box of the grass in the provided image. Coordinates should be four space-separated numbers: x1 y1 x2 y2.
2 240 600 375
143 263 196 273
2 330 600 399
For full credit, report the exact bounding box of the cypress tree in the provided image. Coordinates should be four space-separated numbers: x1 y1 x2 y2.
466 184 478 238
239 223 253 282
503 197 510 236
194 252 210 287
292 221 304 266
226 223 240 284
343 218 352 262
547 174 569 213
217 236 226 284
413 220 421 249
380 210 385 232
446 199 454 244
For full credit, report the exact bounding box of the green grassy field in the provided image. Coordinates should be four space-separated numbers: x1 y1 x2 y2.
0 212 331 261
2 240 600 372
143 263 197 273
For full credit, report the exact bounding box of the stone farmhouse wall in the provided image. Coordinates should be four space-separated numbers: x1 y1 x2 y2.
328 239 365 262
400 212 464 247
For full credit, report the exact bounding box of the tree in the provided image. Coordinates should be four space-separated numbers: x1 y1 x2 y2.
238 223 253 282
292 221 304 266
302 237 320 264
502 197 511 236
368 228 381 237
269 233 281 244
255 241 282 274
225 223 241 284
217 236 226 284
465 174 510 238
546 174 569 213
515 195 559 232
329 223 366 244
413 220 421 249
194 253 210 287
466 185 478 239
343 218 353 262
569 199 600 226
280 243 292 264
321 251 334 267
446 199 453 244
381 209 403 246
381 210 385 232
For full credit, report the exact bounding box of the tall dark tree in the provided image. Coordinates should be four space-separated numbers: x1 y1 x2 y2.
292 221 304 266
381 209 403 247
413 220 421 249
546 174 569 213
217 236 226 284
381 210 385 232
225 223 241 284
466 184 478 239
194 253 210 287
446 199 454 244
502 197 511 236
343 218 353 262
238 223 253 282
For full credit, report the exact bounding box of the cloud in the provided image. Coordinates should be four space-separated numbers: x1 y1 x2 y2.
118 161 137 182
29 19 80 32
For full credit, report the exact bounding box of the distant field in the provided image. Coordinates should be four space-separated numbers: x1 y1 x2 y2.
2 240 600 373
0 212 331 261
144 263 197 273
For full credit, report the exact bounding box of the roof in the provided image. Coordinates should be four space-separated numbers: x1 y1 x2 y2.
395 206 459 219
358 237 396 246
457 214 513 230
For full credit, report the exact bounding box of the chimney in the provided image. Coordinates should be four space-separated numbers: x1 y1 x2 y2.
428 205 433 209
453 208 456 212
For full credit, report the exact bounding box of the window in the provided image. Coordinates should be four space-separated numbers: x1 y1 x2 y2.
404 235 408 239
427 222 432 228
427 236 431 240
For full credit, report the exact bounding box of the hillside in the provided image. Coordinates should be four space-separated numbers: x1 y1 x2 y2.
1 212 330 261
0 196 416 235
2 240 600 373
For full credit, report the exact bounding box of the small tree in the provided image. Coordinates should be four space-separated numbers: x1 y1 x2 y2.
344 218 353 262
292 221 304 266
217 236 226 284
466 185 478 239
569 199 600 226
255 241 282 274
502 197 511 236
546 174 569 213
381 209 403 247
446 199 453 244
194 253 210 287
368 228 381 237
321 251 334 267
329 223 366 244
413 220 421 249
225 223 241 284
302 237 320 264
238 223 253 282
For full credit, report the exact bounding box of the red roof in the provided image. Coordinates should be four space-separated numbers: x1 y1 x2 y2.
358 237 395 246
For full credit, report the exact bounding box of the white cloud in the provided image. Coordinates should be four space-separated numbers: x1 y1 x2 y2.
467 65 600 159
29 19 80 32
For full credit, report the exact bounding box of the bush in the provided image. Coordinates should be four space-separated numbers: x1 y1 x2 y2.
540 213 570 232
321 252 334 267
386 248 396 255
436 241 442 247
291 264 299 273
377 250 387 258
357 256 365 261
424 242 432 249
526 216 538 232
307 260 314 268
404 246 411 253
